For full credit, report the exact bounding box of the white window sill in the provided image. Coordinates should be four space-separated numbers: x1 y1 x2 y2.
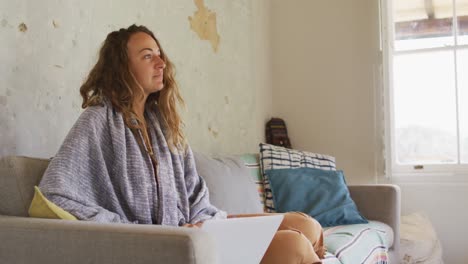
385 172 468 184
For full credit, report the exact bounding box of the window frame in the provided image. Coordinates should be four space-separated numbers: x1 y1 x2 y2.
381 0 468 178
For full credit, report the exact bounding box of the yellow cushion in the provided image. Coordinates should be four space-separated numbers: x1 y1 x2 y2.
28 186 77 220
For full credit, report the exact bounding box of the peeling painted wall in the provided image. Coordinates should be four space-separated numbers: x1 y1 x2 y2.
0 0 272 158
189 0 220 52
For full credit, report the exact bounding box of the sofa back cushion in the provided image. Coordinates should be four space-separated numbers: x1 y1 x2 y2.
28 186 78 220
1 153 264 217
194 152 264 214
0 156 50 216
238 153 265 211
265 167 368 227
259 143 336 213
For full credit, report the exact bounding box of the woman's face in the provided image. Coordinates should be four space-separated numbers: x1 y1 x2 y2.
127 32 166 96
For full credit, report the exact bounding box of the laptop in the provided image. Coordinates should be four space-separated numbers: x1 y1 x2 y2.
201 215 284 264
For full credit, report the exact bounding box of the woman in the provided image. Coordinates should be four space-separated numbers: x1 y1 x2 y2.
39 24 324 263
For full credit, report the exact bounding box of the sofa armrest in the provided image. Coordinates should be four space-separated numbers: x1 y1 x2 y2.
0 216 216 264
348 184 401 253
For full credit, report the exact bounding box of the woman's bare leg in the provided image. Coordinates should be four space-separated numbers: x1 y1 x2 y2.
228 212 325 264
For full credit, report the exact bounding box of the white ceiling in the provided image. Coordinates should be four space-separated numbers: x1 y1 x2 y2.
394 0 468 22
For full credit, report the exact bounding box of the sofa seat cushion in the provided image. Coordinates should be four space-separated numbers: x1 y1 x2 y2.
322 221 393 264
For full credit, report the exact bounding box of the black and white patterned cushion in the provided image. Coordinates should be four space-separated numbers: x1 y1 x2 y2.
259 143 336 212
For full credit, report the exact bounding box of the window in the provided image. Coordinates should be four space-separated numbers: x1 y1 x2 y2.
383 0 468 175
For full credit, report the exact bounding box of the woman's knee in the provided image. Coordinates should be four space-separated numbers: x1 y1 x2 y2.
281 212 322 236
282 212 319 225
280 212 325 257
261 230 321 264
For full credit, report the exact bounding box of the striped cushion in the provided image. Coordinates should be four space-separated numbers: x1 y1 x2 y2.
323 221 391 264
239 154 266 211
259 143 336 212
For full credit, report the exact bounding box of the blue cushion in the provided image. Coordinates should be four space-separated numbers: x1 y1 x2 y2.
265 167 368 227
259 143 336 213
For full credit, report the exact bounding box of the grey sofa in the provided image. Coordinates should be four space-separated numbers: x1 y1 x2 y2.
0 154 400 264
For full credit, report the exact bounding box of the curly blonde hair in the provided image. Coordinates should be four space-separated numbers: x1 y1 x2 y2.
80 24 186 151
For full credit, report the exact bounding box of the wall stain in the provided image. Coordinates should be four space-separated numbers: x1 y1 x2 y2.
208 126 219 138
18 23 27 32
6 88 12 96
72 39 77 46
52 20 59 28
188 0 220 52
54 64 64 69
224 96 229 105
1 19 7 27
0 96 6 106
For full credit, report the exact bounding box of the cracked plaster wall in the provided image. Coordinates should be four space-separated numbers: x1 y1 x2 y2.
0 0 272 157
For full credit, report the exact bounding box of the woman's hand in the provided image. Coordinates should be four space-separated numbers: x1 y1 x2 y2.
182 222 203 228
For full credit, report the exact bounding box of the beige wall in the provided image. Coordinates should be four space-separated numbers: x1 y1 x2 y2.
271 0 382 183
0 0 272 158
270 1 468 262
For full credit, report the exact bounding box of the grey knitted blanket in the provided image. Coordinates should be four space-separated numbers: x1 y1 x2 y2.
39 101 226 225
